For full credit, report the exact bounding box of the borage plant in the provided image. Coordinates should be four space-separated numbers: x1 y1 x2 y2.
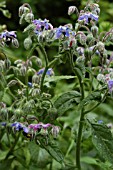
1 0 113 170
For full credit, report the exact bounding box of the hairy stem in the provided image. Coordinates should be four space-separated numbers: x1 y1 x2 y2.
69 51 84 170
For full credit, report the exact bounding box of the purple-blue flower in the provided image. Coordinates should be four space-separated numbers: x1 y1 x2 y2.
37 68 54 76
78 12 98 24
0 31 18 47
55 26 73 39
32 19 53 34
0 31 17 39
11 122 23 131
1 122 7 126
98 120 103 124
108 80 113 92
29 123 51 131
28 82 32 87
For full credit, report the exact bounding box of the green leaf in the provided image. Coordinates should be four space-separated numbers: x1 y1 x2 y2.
90 122 113 164
54 91 81 115
2 92 12 105
0 150 9 161
81 156 98 165
2 9 11 18
42 141 64 163
80 91 101 109
45 75 76 83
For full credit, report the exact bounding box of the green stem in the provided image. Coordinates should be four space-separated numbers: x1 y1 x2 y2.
69 51 84 170
26 43 39 59
39 44 49 92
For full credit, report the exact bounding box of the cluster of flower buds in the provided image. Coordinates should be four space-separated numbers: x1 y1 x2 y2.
0 31 19 48
19 3 34 24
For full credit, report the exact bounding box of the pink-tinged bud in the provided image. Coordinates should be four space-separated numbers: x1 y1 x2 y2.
68 6 76 15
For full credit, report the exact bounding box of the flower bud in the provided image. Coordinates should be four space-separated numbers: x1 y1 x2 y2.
25 13 34 23
32 88 40 97
51 126 60 138
68 6 76 15
96 41 105 53
12 38 19 48
91 25 98 37
32 74 40 84
4 58 11 69
20 65 27 76
0 60 5 72
24 37 32 50
19 6 29 17
7 80 18 87
36 58 42 68
97 74 105 83
86 34 94 45
84 48 92 59
38 34 46 43
14 60 23 65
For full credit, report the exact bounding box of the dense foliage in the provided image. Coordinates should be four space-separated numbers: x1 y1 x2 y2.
1 0 113 170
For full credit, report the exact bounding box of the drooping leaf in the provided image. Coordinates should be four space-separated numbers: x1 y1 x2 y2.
54 91 81 115
90 122 113 164
41 140 64 163
45 75 76 83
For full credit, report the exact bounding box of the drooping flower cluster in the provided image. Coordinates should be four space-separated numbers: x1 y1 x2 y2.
1 121 60 139
37 68 54 76
0 31 19 48
78 12 98 24
32 19 53 35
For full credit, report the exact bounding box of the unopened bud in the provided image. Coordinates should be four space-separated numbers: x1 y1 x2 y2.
96 41 105 53
4 58 11 69
25 13 34 23
91 25 98 37
14 60 23 65
86 34 94 45
19 6 29 17
7 80 18 87
36 58 42 68
68 6 76 15
32 74 40 84
84 48 92 59
24 37 32 50
97 74 105 83
20 65 27 76
32 88 40 97
51 126 60 138
12 38 19 48
27 68 35 76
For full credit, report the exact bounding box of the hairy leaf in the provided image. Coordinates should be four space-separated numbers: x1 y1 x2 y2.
54 91 81 115
90 122 113 164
